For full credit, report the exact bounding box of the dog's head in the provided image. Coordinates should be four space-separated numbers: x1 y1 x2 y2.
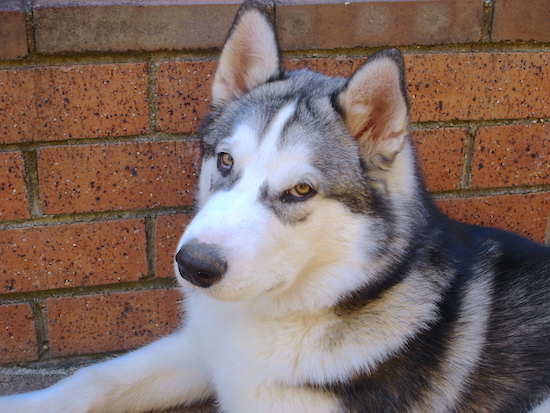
174 1 418 308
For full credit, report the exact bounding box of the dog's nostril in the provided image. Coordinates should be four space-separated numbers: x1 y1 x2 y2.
175 242 227 288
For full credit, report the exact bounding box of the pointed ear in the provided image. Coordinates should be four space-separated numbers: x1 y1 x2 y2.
336 49 409 169
212 1 282 105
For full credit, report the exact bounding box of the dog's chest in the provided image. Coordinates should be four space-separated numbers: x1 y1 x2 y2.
188 295 341 386
186 297 347 411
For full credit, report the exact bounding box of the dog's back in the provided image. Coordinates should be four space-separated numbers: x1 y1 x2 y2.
327 203 550 412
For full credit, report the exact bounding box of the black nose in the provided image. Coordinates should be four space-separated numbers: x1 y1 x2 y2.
175 241 227 288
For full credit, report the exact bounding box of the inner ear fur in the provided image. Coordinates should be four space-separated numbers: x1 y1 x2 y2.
336 49 409 169
212 1 282 105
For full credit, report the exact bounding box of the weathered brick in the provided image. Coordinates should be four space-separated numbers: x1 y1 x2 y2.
471 123 549 189
0 220 146 294
155 214 192 279
0 303 38 363
46 289 182 357
38 140 201 214
492 0 550 43
0 151 29 221
277 0 482 50
411 128 467 192
0 64 149 144
436 192 550 243
157 61 216 134
0 0 28 60
34 0 239 54
405 52 550 122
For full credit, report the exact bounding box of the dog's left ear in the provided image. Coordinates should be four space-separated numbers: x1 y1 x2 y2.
212 1 282 105
336 49 409 169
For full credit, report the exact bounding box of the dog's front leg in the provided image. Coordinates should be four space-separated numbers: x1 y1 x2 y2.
0 327 213 413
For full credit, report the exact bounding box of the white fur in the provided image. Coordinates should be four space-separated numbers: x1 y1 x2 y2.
0 90 430 413
530 396 550 413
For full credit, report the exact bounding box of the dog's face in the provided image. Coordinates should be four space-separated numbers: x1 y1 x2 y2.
174 3 413 306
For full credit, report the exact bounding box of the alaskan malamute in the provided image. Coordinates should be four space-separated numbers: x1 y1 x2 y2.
2 1 550 412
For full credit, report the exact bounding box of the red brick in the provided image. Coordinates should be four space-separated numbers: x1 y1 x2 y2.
436 192 550 243
157 61 216 134
0 220 146 294
157 53 550 132
282 53 550 123
0 69 34 143
405 52 550 122
0 303 38 363
411 128 467 192
0 1 28 60
493 0 550 43
471 123 549 189
0 151 29 221
283 57 365 78
277 0 482 50
155 214 192 279
0 64 149 144
38 140 201 214
34 1 239 54
46 289 182 357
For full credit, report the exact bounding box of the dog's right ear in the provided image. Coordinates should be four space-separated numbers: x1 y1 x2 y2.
212 1 282 105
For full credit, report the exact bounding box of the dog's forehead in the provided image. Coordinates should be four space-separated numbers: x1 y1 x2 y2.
224 94 356 181
227 101 320 190
226 100 298 153
202 70 347 150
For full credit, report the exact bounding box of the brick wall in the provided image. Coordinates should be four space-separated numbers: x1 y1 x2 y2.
0 0 549 370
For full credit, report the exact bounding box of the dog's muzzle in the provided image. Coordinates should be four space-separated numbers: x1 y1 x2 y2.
175 241 228 288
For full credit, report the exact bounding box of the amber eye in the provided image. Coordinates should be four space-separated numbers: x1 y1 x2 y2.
217 152 233 175
291 183 313 197
284 182 315 202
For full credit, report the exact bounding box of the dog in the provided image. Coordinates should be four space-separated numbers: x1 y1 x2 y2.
1 1 550 412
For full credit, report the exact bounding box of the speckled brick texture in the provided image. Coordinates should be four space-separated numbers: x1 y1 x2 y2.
405 53 550 122
0 304 37 363
283 57 365 77
0 64 149 144
157 61 217 134
411 128 467 192
437 192 550 243
38 140 201 214
471 123 549 189
46 289 182 357
0 151 29 221
276 53 550 123
155 214 192 279
0 220 147 294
